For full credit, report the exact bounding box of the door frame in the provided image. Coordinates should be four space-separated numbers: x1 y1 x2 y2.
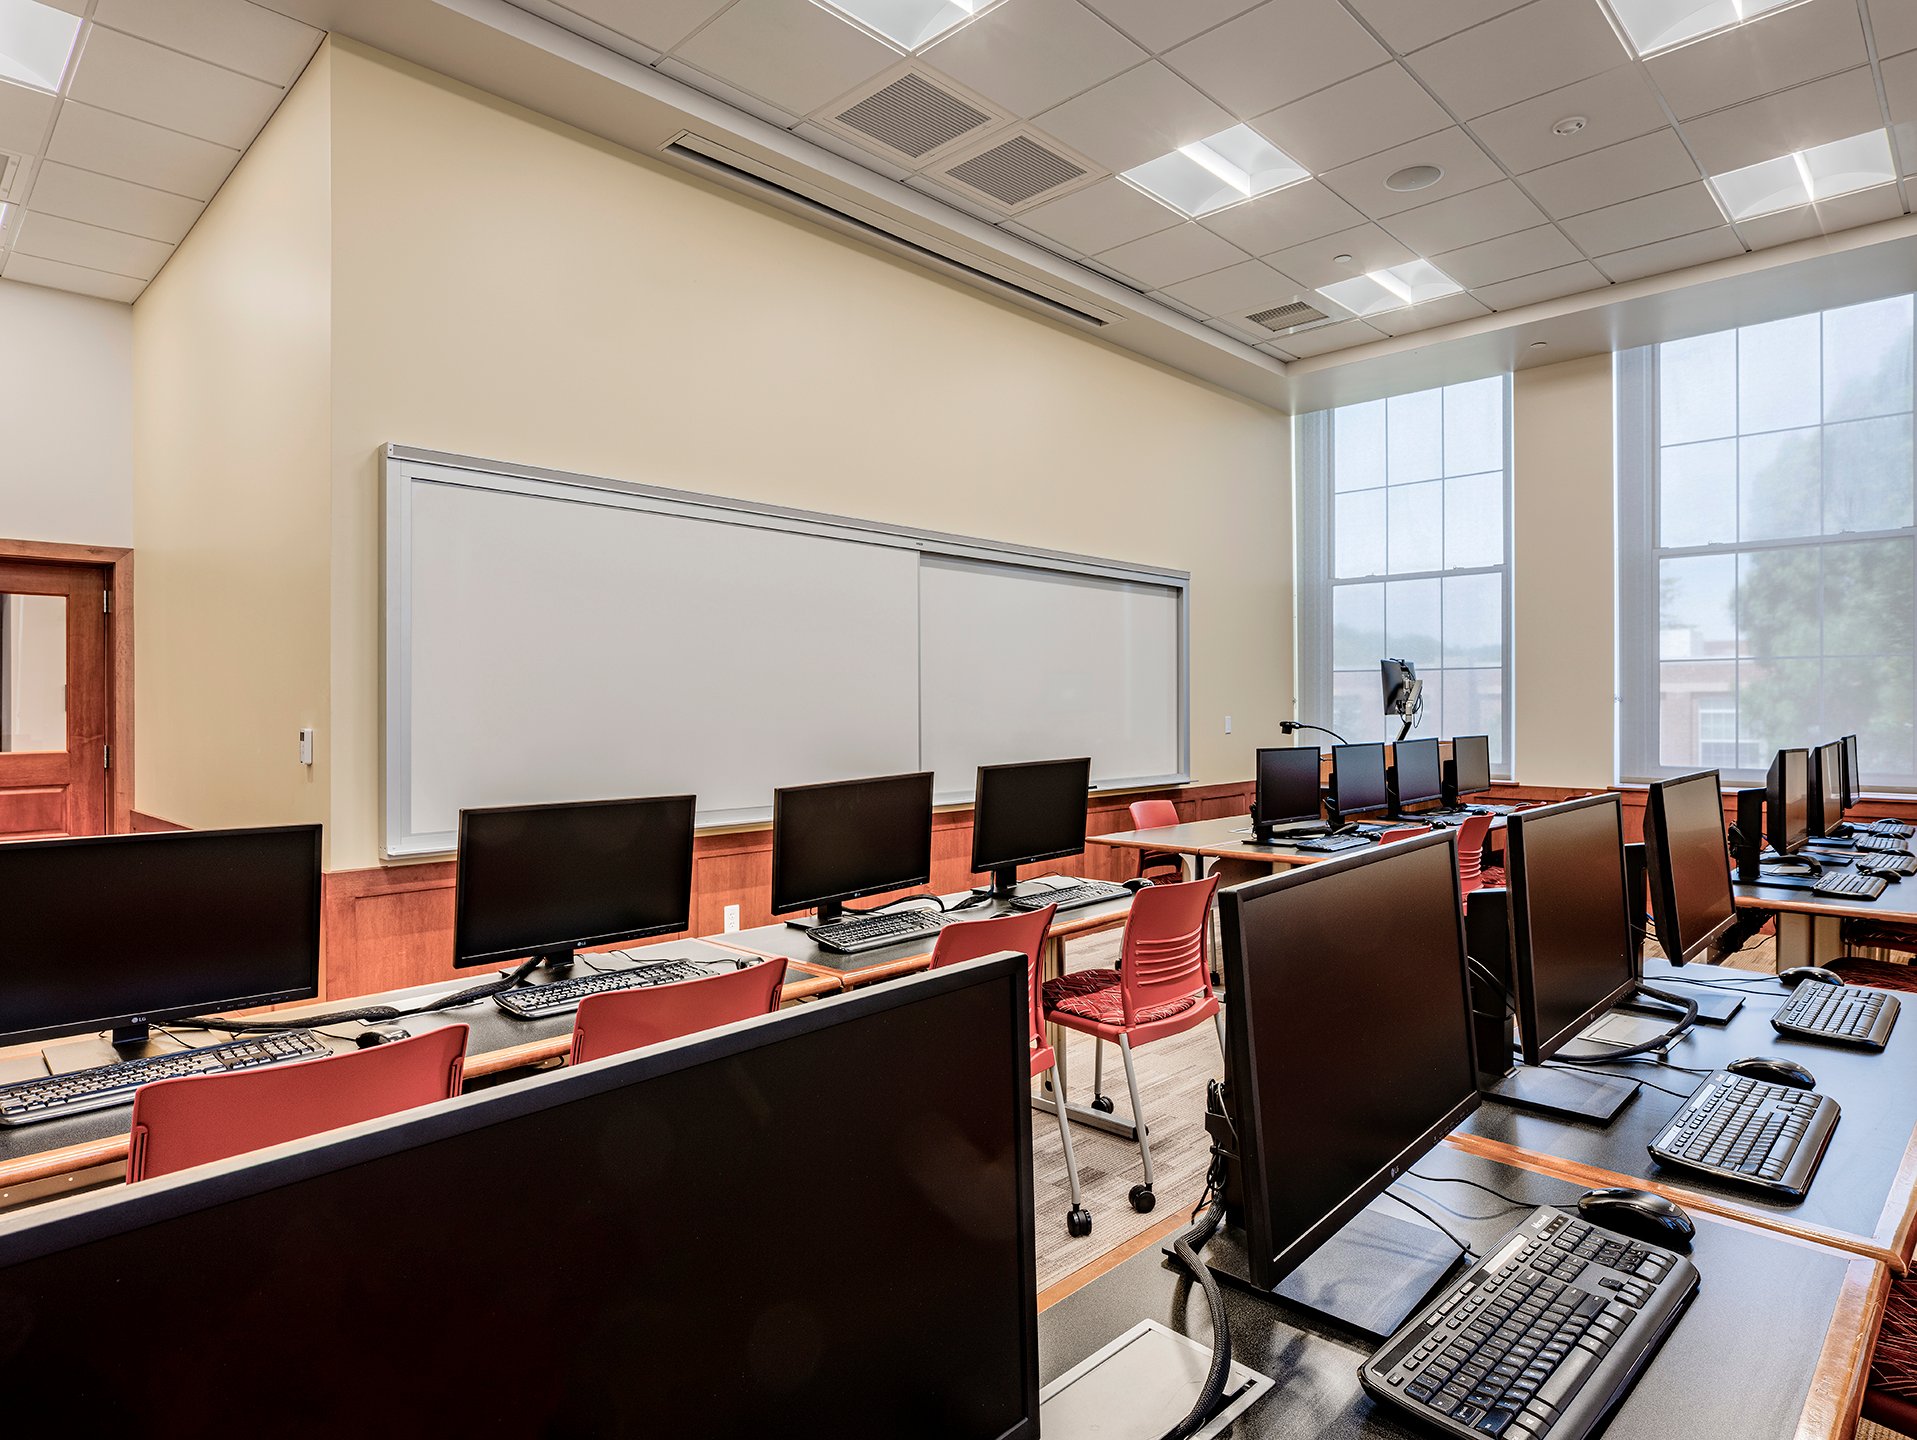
0 537 133 833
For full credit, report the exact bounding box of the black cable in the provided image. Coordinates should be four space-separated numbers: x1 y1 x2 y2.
1543 1060 1692 1100
1467 956 1516 1017
1381 1188 1476 1260
1159 1084 1235 1440
1404 1170 1533 1216
838 893 947 916
1550 985 1698 1063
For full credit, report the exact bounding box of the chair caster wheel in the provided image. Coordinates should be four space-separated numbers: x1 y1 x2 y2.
1091 1095 1115 1114
1129 1184 1156 1214
1067 1207 1093 1238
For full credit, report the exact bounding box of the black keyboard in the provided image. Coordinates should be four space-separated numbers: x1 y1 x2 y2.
0 1030 332 1126
1649 1071 1838 1198
1867 819 1914 838
1858 852 1917 877
493 958 719 1019
1294 832 1375 853
808 909 945 955
1362 1205 1696 1440
1773 983 1899 1049
1007 880 1129 913
1813 870 1887 901
1856 833 1910 854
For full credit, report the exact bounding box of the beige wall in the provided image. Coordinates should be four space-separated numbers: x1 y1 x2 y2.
1513 354 1615 788
322 42 1293 870
130 44 333 835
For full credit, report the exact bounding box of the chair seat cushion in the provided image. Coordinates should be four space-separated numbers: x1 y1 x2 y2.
1479 866 1505 888
1866 1267 1917 1433
1828 956 1917 992
1042 969 1200 1027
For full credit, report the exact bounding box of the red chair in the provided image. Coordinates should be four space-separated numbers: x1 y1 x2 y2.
127 1025 469 1183
930 904 1091 1238
1041 875 1223 1214
1455 814 1496 898
1128 798 1188 885
571 959 784 1065
1376 825 1429 846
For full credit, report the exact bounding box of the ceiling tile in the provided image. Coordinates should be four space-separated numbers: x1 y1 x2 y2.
25 161 204 244
1405 0 1629 120
670 0 895 117
557 0 733 52
1094 222 1248 288
1197 179 1366 252
1471 259 1608 308
1559 181 1725 253
1644 0 1865 121
46 103 239 202
1318 126 1505 218
1341 0 1533 54
788 119 914 180
89 0 322 86
1160 258 1305 313
1733 205 1825 249
1594 225 1742 282
1521 128 1700 217
1163 0 1387 118
13 209 172 280
922 0 1145 116
1 250 145 302
1032 61 1233 173
1076 0 1263 54
1367 292 1491 335
1259 341 1299 361
1874 0 1917 57
1678 67 1886 174
1381 180 1548 253
66 27 284 151
0 78 55 155
1433 223 1583 288
1279 317 1389 356
1469 65 1668 173
1249 63 1450 174
1267 223 1416 287
1874 50 1917 128
1809 181 1908 231
1015 175 1179 253
655 57 801 128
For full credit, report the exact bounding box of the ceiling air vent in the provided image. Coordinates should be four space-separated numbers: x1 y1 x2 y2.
1248 300 1330 332
935 127 1102 215
0 150 23 204
821 66 1004 164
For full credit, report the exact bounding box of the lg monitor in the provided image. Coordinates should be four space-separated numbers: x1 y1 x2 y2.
453 795 696 972
1329 742 1390 822
1642 771 1737 967
1444 734 1492 806
1767 748 1810 858
1809 741 1845 839
1843 733 1862 810
0 957 1041 1436
970 758 1091 900
1390 737 1444 816
1251 745 1323 842
772 771 934 926
0 826 322 1064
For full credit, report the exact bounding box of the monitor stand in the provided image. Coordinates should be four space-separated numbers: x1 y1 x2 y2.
1620 983 1741 1025
1246 819 1324 845
1482 1063 1638 1123
42 1020 189 1075
786 900 846 931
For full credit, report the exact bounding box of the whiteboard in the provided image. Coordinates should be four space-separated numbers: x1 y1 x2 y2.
384 447 1188 858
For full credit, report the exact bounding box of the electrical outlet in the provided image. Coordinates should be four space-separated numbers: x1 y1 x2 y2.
1224 715 1232 734
723 904 741 933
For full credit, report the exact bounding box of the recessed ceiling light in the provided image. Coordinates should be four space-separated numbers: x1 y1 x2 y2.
1120 125 1310 219
1600 0 1805 57
1332 253 1354 265
1552 116 1587 136
1384 164 1444 192
811 0 1006 53
0 0 83 93
1317 259 1462 318
1707 127 1897 221
1530 340 1550 349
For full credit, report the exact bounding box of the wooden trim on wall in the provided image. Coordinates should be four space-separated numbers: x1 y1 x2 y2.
129 809 188 832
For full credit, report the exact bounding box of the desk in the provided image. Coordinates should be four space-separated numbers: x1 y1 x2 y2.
1450 960 1917 1272
1735 875 1917 968
1038 1144 1881 1440
1092 814 1507 890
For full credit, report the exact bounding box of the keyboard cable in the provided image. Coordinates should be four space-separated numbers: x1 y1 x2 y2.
1404 1171 1534 1217
1380 1188 1478 1261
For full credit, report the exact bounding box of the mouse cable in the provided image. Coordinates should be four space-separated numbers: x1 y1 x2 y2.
1404 1170 1532 1215
1543 1061 1692 1101
1380 1188 1477 1261
1158 1081 1235 1440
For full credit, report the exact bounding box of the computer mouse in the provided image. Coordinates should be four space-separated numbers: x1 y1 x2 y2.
1726 1055 1817 1090
1121 877 1153 892
1777 965 1844 988
353 1026 411 1049
1862 864 1904 883
1577 1188 1694 1250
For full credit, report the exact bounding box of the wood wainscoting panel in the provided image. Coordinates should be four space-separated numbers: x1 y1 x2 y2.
0 786 67 837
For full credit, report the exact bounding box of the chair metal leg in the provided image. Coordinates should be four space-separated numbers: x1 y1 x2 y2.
1053 1025 1070 1105
1049 1062 1092 1236
1091 1038 1115 1114
1119 1034 1156 1213
1214 1009 1229 1061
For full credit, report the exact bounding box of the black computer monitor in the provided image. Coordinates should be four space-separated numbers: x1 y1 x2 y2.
1809 741 1845 838
1642 771 1736 967
453 795 696 972
1381 658 1420 716
1329 742 1390 822
970 757 1091 900
0 957 1041 1435
772 771 934 925
1767 748 1810 857
0 826 321 1062
1505 796 1638 1067
1390 737 1444 816
1444 734 1492 806
1217 832 1479 1293
1252 745 1323 842
1842 733 1861 811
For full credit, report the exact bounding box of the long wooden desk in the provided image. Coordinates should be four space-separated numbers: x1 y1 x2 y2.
1450 960 1917 1272
1735 864 1917 968
1092 813 1508 889
1039 1143 1882 1440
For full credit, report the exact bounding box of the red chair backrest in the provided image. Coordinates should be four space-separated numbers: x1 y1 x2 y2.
570 959 784 1066
1377 826 1428 846
1119 875 1219 1025
1456 814 1495 893
127 1025 469 1183
1130 799 1180 830
931 904 1056 1056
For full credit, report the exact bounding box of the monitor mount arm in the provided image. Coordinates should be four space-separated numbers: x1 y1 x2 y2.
1279 720 1348 745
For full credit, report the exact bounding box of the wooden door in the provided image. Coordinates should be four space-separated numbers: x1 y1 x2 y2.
0 560 107 838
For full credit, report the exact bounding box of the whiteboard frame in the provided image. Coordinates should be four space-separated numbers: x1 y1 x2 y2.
382 444 1190 859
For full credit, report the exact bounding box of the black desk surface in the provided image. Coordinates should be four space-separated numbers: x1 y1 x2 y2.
1039 1146 1877 1440
1453 960 1917 1268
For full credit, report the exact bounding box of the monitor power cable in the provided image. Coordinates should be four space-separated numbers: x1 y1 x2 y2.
1159 1080 1236 1440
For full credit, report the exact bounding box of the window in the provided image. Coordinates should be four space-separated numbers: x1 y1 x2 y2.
1618 295 1917 787
1297 376 1513 767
